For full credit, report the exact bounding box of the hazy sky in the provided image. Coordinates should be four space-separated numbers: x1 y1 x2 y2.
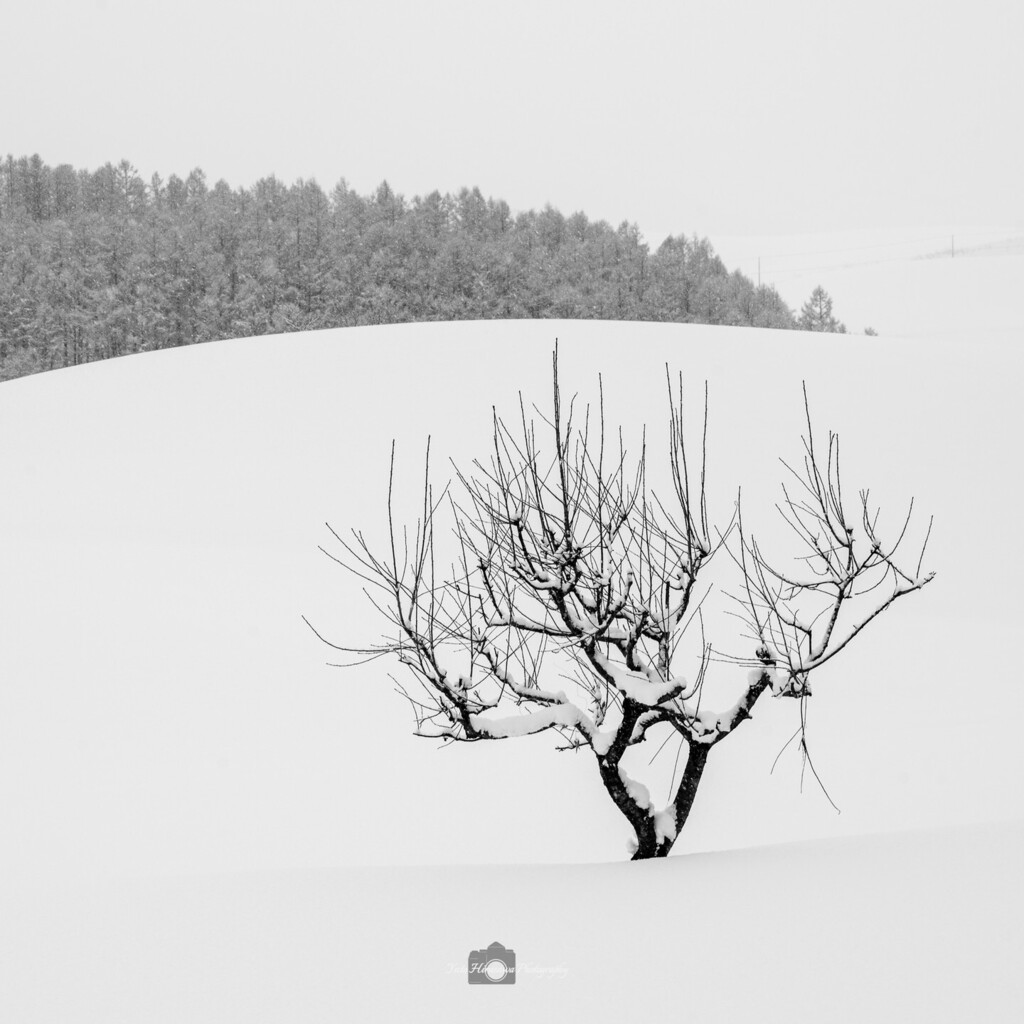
7 0 1023 244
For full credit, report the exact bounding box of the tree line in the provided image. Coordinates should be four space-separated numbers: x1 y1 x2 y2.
0 154 845 382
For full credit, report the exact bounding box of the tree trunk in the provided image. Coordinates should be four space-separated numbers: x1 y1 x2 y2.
629 742 711 861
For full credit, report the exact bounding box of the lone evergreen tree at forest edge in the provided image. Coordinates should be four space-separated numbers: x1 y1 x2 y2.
799 285 847 333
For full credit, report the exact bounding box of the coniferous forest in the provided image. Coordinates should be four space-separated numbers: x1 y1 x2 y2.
0 154 831 382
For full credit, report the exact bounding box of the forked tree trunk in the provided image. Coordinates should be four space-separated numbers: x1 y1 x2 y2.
628 742 711 861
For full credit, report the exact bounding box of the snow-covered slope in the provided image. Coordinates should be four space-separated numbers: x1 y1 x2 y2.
715 225 1024 338
1 317 1022 874
1 822 1020 1022
2 301 1022 1020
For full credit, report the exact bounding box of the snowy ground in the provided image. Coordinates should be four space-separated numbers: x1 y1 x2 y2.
1 244 1022 1018
1 823 1020 1021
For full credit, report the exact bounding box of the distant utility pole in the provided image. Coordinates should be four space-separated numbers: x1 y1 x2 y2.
758 257 761 288
952 235 955 258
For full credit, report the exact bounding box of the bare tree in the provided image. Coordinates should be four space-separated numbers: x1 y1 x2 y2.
308 348 934 860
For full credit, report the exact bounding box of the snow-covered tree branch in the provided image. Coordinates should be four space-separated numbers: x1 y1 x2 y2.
309 349 934 860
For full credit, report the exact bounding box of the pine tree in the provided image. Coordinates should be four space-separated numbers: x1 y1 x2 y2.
799 285 846 333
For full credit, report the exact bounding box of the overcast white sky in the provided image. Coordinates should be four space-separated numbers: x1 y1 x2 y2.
7 0 1024 244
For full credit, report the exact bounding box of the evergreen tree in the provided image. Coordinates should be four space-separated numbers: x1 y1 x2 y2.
799 285 846 333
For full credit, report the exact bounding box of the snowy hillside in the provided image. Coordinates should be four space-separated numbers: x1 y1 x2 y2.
715 225 1024 339
1 296 1022 1019
1 316 1022 874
